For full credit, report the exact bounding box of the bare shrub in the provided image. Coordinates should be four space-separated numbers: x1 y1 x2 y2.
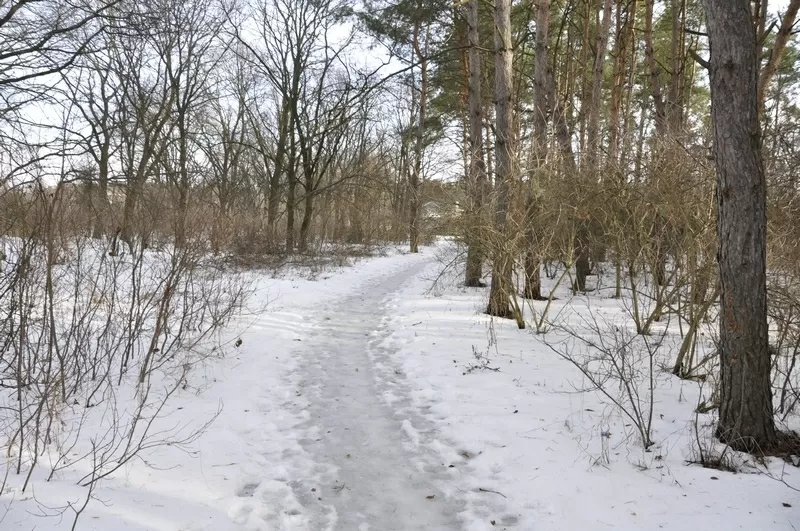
539 308 672 449
0 183 253 523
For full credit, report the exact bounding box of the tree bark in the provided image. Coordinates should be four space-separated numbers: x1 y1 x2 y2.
585 0 613 172
410 11 429 254
92 145 111 240
608 0 636 173
174 114 190 249
299 187 314 253
486 0 521 328
267 98 291 243
608 1 637 298
464 0 488 287
644 0 668 130
523 0 551 300
286 129 297 254
705 0 776 451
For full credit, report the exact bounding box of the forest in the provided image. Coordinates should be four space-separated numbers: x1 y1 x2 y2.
1 0 799 529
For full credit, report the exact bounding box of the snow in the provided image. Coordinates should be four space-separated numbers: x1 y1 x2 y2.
2 241 799 530
379 247 800 530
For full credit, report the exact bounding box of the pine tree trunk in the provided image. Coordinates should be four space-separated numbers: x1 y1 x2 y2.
486 0 521 327
585 0 613 172
465 0 487 287
705 0 776 451
523 199 543 299
608 1 636 298
523 0 551 300
410 13 428 254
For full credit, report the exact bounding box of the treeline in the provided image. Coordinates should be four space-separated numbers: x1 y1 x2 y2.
0 0 450 259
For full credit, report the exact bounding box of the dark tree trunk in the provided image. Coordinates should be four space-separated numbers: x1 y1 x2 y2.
175 121 190 249
299 183 313 252
464 0 487 287
654 246 667 287
705 0 776 451
574 251 590 293
121 178 141 253
286 138 297 254
92 146 111 240
486 0 522 328
523 0 551 300
523 233 543 299
585 0 613 172
267 100 291 242
410 11 428 254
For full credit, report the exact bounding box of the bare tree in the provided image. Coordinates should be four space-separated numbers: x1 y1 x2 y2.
154 0 227 248
236 0 365 253
61 41 121 240
110 5 177 251
584 0 613 172
0 0 120 92
200 54 253 252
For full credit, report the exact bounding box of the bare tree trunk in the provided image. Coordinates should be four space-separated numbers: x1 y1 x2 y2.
578 1 591 159
92 147 111 240
267 99 291 241
644 0 668 130
410 13 429 254
608 0 637 171
483 99 494 182
608 0 637 298
705 0 776 451
286 136 297 253
299 181 313 252
121 179 141 252
486 0 522 328
547 8 581 293
465 0 487 287
585 0 613 172
395 133 410 240
175 119 190 249
523 0 551 300
644 0 687 287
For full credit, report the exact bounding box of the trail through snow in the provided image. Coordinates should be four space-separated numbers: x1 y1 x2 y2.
292 258 467 530
225 251 514 531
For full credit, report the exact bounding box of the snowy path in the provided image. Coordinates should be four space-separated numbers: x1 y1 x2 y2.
290 259 466 530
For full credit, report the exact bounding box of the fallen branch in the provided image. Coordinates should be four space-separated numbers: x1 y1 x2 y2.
478 487 507 498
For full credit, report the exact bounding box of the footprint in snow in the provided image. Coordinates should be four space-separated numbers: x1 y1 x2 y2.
236 482 260 497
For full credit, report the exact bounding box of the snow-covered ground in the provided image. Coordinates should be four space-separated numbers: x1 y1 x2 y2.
2 242 798 530
384 249 800 531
